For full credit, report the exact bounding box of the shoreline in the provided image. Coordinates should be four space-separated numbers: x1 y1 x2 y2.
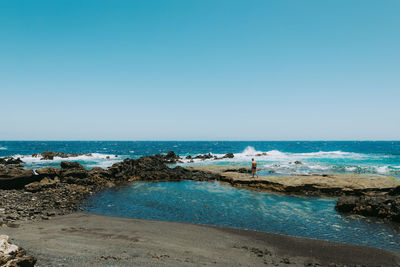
3 213 400 266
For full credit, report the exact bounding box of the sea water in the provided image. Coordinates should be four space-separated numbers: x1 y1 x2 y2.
1 141 400 177
81 180 400 252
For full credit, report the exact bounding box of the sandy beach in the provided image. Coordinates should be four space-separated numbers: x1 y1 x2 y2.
2 213 399 266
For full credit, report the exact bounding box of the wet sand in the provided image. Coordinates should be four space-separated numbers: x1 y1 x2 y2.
2 213 399 266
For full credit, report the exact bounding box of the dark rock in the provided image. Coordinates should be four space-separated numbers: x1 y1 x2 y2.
0 166 37 189
294 161 303 165
185 155 192 159
60 161 89 180
164 151 180 164
193 153 213 160
222 153 234 159
108 155 220 182
255 152 268 156
389 185 400 196
32 151 89 160
35 167 60 179
224 168 251 174
0 157 23 166
336 195 400 222
10 255 37 267
88 167 111 179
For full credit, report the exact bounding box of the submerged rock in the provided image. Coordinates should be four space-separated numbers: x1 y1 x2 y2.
336 194 400 222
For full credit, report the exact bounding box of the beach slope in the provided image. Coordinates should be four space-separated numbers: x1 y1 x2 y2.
2 213 399 266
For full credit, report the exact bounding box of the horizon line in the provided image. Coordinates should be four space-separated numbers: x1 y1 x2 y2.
1 140 399 142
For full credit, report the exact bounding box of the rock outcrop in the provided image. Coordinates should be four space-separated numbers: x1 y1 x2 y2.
0 157 23 166
108 155 220 182
60 161 89 180
222 153 234 159
32 151 88 160
336 194 400 222
0 165 38 190
25 177 60 192
0 152 221 226
0 235 36 266
193 153 213 160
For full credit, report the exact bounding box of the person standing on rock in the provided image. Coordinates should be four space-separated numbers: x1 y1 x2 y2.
251 158 258 178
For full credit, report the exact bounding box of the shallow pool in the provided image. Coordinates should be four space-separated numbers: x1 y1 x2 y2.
81 180 400 252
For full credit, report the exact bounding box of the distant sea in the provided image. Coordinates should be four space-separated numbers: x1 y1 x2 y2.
1 141 399 177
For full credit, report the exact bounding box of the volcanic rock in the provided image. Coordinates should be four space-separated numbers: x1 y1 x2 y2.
336 194 400 222
0 157 23 166
108 155 220 181
164 151 181 164
35 167 60 179
32 151 88 160
25 177 59 192
222 153 234 159
60 161 89 180
193 153 213 160
0 166 37 190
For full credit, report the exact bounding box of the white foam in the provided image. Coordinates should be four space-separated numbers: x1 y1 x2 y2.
13 153 124 169
0 147 7 150
181 146 368 165
17 153 119 162
375 166 389 174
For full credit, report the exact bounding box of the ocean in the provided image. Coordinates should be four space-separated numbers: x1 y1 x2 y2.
1 141 399 177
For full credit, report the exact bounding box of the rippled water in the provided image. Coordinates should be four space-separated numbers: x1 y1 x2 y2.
82 180 400 252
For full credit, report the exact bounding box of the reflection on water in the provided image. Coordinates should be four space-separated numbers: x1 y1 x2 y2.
82 180 400 252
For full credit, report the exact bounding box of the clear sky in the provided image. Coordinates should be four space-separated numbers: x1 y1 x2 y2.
0 0 399 140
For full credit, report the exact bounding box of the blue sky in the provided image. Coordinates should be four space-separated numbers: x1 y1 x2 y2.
0 0 399 140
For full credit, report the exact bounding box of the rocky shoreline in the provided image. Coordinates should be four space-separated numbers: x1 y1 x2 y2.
1 152 400 225
0 152 220 227
1 151 400 265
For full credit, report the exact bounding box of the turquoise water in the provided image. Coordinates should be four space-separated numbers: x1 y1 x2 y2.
1 141 400 177
82 180 400 252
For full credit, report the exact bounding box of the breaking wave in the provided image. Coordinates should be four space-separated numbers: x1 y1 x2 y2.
13 153 124 169
181 146 399 177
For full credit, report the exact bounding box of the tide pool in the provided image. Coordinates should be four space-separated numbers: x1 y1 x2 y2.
82 180 400 252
